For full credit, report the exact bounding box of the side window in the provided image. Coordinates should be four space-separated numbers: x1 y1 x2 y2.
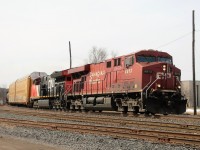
107 61 111 68
114 58 121 66
125 56 134 67
132 56 134 64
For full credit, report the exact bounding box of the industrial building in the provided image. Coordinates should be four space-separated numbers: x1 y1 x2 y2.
0 88 7 105
181 81 200 107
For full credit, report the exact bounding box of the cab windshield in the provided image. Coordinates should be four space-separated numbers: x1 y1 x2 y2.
136 55 172 64
158 57 172 64
137 56 156 62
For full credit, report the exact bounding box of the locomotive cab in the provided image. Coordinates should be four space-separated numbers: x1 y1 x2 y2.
135 50 187 114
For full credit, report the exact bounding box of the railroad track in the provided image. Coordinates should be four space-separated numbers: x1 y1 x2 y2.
0 108 200 135
154 114 200 121
2 105 200 121
0 117 200 148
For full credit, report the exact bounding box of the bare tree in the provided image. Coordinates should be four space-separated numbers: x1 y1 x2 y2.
89 46 107 63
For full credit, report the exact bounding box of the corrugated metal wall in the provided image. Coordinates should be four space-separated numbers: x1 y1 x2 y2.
0 88 8 104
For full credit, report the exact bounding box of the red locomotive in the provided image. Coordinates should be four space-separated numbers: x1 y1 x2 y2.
8 49 187 114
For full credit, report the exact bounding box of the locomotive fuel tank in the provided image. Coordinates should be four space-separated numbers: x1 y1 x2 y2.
37 99 50 108
83 97 117 111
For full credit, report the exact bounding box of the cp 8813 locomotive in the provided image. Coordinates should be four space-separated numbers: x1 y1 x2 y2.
8 49 187 115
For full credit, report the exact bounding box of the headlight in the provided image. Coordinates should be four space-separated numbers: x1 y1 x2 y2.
157 84 161 88
178 86 181 89
162 65 166 71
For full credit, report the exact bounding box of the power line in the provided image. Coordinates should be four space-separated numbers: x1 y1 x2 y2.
156 32 192 49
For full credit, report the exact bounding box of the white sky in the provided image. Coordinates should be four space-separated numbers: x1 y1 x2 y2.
0 0 200 88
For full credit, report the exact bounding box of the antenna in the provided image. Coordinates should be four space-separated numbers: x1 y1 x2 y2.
69 41 72 69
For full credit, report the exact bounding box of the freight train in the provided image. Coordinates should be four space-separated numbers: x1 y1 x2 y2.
8 49 187 115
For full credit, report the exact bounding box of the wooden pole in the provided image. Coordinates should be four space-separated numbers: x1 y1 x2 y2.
192 10 197 115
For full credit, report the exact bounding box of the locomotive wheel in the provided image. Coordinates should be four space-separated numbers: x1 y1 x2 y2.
145 111 155 116
63 107 67 111
84 109 89 112
145 111 150 116
133 106 139 114
78 106 82 112
122 106 128 114
49 104 53 109
70 105 75 111
63 106 68 111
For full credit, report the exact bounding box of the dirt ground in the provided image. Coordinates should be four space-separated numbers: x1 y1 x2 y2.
0 135 64 150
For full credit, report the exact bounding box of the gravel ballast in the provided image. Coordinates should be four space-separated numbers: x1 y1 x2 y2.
0 107 199 150
0 123 197 150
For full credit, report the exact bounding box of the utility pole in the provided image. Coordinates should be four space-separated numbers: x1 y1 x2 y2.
192 10 197 115
69 41 72 69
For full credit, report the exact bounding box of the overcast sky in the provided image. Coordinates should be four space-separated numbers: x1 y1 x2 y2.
0 0 200 88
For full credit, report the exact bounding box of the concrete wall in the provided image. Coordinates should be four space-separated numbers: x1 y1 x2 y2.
181 81 200 107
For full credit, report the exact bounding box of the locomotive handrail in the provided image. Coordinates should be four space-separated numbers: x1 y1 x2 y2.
62 85 72 96
141 76 152 101
142 76 152 91
145 77 159 99
175 76 181 86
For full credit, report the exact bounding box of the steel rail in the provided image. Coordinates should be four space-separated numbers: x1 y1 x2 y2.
0 108 200 135
2 105 200 121
0 117 200 148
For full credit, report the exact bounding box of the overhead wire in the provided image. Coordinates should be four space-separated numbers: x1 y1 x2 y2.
156 32 192 49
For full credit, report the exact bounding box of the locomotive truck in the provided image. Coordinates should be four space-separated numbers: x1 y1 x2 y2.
8 49 187 114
